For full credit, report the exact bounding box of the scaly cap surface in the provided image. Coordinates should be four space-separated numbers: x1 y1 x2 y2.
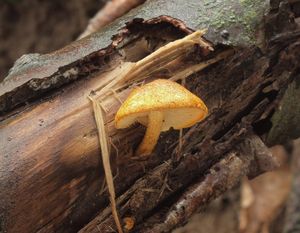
115 79 208 131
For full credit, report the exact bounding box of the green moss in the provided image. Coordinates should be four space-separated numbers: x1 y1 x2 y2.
240 0 264 36
195 0 266 45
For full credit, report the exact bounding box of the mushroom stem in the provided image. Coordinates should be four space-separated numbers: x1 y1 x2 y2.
136 111 164 157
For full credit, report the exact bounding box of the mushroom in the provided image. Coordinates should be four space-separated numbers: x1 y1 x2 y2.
115 79 208 157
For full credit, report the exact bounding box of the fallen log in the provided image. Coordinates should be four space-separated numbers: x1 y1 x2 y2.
1 0 300 233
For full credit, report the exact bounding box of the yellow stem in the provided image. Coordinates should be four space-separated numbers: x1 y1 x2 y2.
136 111 164 157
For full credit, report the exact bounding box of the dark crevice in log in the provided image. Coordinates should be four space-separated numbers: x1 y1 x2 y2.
253 112 275 136
211 85 278 141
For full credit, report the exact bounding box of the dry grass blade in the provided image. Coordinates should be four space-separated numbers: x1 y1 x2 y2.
170 49 234 81
122 30 213 83
88 96 124 233
93 62 135 95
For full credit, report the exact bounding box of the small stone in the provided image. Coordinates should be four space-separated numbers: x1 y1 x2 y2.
221 30 230 39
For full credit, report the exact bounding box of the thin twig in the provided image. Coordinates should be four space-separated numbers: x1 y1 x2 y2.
79 0 146 39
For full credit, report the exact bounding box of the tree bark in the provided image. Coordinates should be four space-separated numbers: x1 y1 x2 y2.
1 0 300 233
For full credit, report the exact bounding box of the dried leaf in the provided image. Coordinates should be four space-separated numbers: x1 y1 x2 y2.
240 146 291 233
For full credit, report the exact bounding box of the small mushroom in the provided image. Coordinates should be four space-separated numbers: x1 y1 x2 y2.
115 79 208 157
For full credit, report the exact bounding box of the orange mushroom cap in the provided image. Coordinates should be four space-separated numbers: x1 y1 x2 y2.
115 79 208 131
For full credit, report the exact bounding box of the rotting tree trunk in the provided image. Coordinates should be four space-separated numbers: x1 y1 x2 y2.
1 0 300 233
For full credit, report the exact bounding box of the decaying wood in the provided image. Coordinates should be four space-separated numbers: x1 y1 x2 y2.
140 150 250 233
80 133 275 233
1 0 300 232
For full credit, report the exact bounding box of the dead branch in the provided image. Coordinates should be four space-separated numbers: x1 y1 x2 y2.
79 0 146 39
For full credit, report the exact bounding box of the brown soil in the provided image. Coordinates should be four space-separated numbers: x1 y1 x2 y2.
0 0 107 81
